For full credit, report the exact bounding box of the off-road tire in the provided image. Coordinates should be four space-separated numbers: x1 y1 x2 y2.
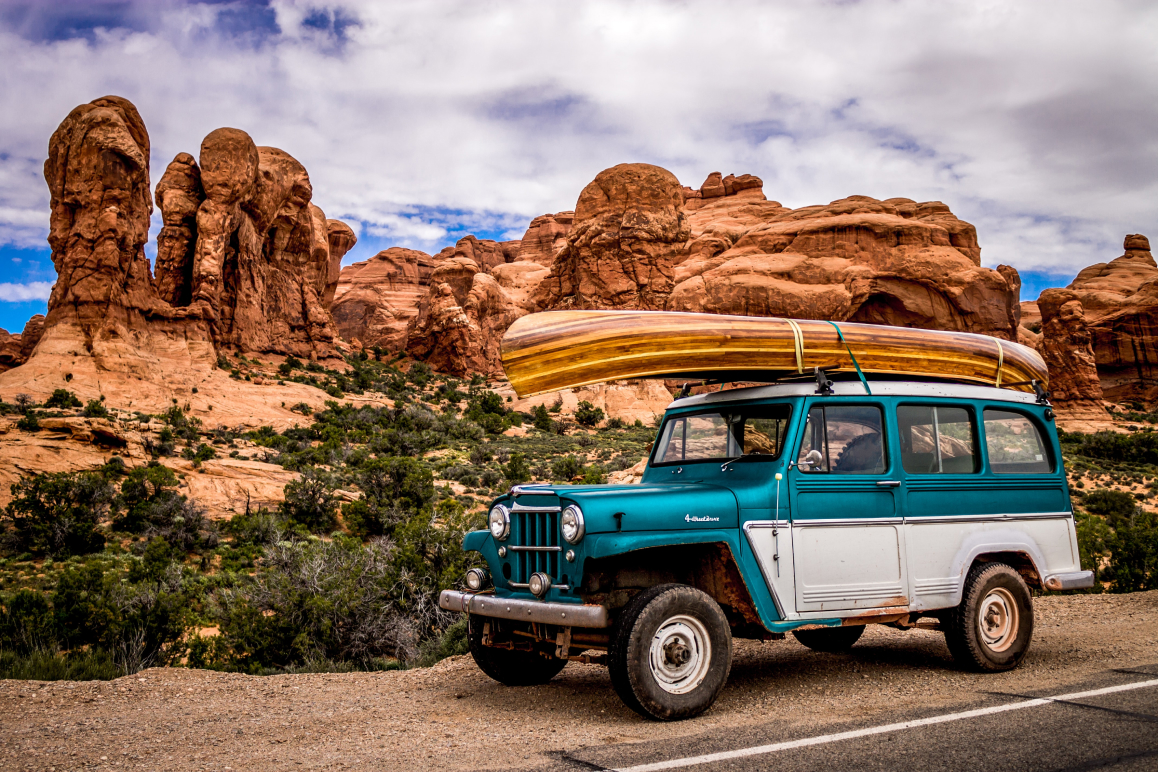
944 562 1034 672
468 615 567 686
608 584 732 721
792 624 865 652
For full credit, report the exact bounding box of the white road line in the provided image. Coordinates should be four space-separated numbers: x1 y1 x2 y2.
611 678 1158 772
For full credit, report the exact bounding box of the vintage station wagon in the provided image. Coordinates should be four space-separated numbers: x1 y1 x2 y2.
440 377 1093 720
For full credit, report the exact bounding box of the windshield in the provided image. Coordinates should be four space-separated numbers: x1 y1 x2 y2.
652 404 792 465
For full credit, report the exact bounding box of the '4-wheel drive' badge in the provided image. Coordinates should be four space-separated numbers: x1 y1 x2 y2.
685 514 720 523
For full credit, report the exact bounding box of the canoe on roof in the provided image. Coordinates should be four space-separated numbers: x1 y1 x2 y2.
500 310 1048 398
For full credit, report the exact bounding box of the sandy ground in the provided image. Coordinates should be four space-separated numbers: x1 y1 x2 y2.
2 590 1156 772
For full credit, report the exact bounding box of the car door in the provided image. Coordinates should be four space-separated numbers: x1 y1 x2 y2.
789 402 909 613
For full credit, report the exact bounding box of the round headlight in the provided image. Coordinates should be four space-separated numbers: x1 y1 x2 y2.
528 572 552 598
560 504 585 544
488 504 510 540
465 567 489 591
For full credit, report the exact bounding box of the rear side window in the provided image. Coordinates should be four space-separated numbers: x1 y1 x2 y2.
797 405 886 474
897 405 978 474
983 409 1053 474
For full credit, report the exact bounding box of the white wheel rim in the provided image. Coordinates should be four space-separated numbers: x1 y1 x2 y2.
648 614 712 695
978 587 1019 652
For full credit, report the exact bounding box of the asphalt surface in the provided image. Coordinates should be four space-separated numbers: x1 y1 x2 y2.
542 665 1158 772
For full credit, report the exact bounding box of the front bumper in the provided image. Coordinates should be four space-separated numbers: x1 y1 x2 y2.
1043 571 1096 591
439 590 610 628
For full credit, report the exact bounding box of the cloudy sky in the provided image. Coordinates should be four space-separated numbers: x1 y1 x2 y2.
0 0 1156 332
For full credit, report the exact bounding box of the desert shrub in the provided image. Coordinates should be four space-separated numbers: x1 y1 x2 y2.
280 468 340 533
344 457 435 538
224 509 285 546
606 417 625 430
551 455 583 482
1082 488 1137 527
0 648 120 681
476 413 504 435
2 471 113 558
1 556 193 674
82 399 109 418
44 389 81 409
581 465 607 484
531 404 553 432
479 469 502 488
503 452 530 484
209 536 438 671
15 412 40 432
575 400 604 428
469 445 492 466
1104 509 1158 592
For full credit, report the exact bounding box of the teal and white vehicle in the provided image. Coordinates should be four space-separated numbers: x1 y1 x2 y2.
440 376 1093 720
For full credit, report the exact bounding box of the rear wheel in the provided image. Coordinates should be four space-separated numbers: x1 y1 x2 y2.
609 584 732 721
468 615 567 686
944 562 1034 672
792 624 865 653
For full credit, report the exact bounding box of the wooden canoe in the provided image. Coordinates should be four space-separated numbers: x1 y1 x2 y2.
500 310 1048 398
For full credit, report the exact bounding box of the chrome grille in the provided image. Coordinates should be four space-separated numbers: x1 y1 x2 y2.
509 509 560 585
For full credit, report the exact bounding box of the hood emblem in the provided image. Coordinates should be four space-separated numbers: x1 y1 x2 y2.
685 514 720 523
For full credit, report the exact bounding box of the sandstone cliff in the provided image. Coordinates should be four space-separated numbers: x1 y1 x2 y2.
1039 234 1158 403
0 96 356 423
356 164 1021 377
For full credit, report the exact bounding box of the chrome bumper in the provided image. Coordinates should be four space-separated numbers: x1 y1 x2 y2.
1043 571 1095 591
439 590 610 628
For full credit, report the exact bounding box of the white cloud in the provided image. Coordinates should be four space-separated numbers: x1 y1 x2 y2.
0 0 1155 281
0 281 53 301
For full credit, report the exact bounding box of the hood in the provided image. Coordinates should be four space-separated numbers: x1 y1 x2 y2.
501 483 739 533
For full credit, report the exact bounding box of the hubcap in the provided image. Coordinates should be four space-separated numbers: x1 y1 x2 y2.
977 587 1019 652
648 615 712 694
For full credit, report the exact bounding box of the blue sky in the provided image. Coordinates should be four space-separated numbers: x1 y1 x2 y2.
1 0 1156 334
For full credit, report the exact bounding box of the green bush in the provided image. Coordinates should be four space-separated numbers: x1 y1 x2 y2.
15 412 40 432
0 648 120 681
1105 510 1158 592
280 468 339 532
1082 488 1137 527
531 404 553 432
503 452 530 485
2 471 113 558
551 455 583 482
82 399 109 418
344 457 435 538
44 389 81 409
210 537 434 671
575 400 605 428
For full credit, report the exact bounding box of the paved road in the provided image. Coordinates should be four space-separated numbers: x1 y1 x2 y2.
542 665 1158 772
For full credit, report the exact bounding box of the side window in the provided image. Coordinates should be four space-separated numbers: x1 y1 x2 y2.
796 405 886 474
983 409 1053 474
656 412 737 462
897 405 978 474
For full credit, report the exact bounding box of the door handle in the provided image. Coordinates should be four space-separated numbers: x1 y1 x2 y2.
876 480 902 487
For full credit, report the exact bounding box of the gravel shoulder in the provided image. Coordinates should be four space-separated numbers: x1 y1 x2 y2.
3 591 1157 772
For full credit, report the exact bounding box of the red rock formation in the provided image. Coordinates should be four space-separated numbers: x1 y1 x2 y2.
405 250 528 374
669 193 1019 340
151 129 356 359
1060 234 1158 400
532 163 691 311
1 314 48 372
515 211 573 266
332 247 435 351
323 219 357 308
343 164 1020 380
153 152 204 306
1036 289 1103 407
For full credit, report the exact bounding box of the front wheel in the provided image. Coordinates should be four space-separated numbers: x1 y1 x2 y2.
944 562 1034 672
468 615 567 686
609 584 733 721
